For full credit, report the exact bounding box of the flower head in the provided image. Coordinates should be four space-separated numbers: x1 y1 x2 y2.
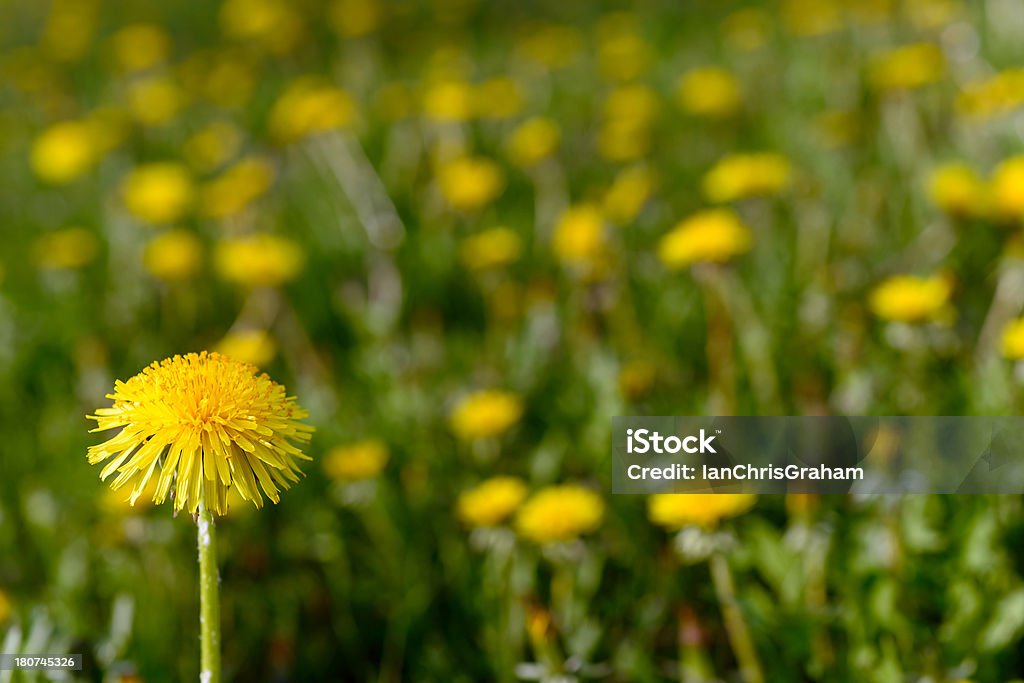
33 227 99 271
1001 318 1024 360
991 155 1024 220
868 43 944 92
87 352 314 515
143 229 203 281
869 274 952 323
30 120 101 184
214 234 305 288
461 227 522 271
552 204 606 266
121 162 194 225
928 162 988 218
323 440 388 481
457 476 528 527
515 484 604 543
703 152 791 203
450 389 523 440
648 493 756 530
677 66 742 118
438 157 505 212
658 208 752 269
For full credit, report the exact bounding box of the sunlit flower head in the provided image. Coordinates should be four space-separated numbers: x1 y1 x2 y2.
220 0 304 54
552 204 606 267
269 78 356 143
109 23 171 72
323 439 389 481
184 121 244 173
868 43 945 92
126 75 186 126
658 208 752 269
1000 318 1024 360
199 156 275 219
216 329 277 366
648 493 756 530
869 274 953 323
143 229 203 281
121 162 195 225
474 77 524 120
422 80 475 122
596 19 651 82
450 389 523 440
677 66 742 118
603 164 656 224
703 152 792 203
461 227 522 271
991 156 1024 220
438 156 505 212
214 234 305 288
457 476 528 528
33 227 99 271
505 117 561 168
515 484 604 543
956 69 1024 120
30 120 102 184
87 352 314 516
928 162 988 218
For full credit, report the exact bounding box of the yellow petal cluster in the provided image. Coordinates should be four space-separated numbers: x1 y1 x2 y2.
456 476 528 527
869 274 952 323
323 440 389 481
648 493 756 530
515 484 604 543
450 390 523 440
658 209 752 269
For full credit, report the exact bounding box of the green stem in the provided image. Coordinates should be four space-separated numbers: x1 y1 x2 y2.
198 500 222 683
709 552 763 683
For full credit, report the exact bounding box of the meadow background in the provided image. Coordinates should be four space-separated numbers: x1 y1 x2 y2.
4 0 1024 680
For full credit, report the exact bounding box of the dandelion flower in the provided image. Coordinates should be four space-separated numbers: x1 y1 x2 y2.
215 329 277 366
457 476 528 527
868 43 944 92
474 77 524 119
323 440 389 481
438 157 505 212
30 120 100 184
450 390 523 440
603 164 656 224
648 494 756 530
87 352 314 516
199 156 275 219
703 152 792 203
658 209 752 269
869 274 952 323
121 162 194 225
552 204 605 266
677 66 742 118
515 484 604 543
991 155 1024 220
928 162 988 218
1001 318 1024 360
268 78 356 143
214 234 305 288
143 229 203 281
460 227 522 271
505 117 561 168
109 23 171 73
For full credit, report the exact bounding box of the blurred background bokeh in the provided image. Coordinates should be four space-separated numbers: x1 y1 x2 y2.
6 0 1024 680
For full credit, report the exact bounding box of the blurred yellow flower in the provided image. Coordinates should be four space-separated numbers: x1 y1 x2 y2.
143 229 203 281
33 228 99 271
194 52 258 109
648 493 756 530
869 274 952 323
722 8 771 51
438 157 505 211
991 156 1024 220
422 80 475 122
30 121 100 184
450 390 523 440
110 23 171 72
42 0 97 63
461 227 522 271
603 84 660 124
516 484 604 543
781 0 841 37
1000 318 1024 360
126 75 185 126
184 121 244 172
269 78 356 143
603 164 656 224
457 476 528 527
956 69 1024 120
506 117 561 168
0 588 10 624
928 162 988 218
868 43 945 92
597 118 651 162
329 0 381 37
597 21 651 82
220 0 304 54
216 329 277 366
703 152 792 203
323 440 389 481
552 204 605 266
474 77 524 119
658 209 753 269
215 234 305 288
121 163 194 225
199 156 275 219
677 66 742 118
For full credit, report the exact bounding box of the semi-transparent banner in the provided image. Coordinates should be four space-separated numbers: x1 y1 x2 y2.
612 417 1024 494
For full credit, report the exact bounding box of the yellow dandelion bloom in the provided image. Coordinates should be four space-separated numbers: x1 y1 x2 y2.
658 209 752 269
956 69 1024 120
199 156 275 219
30 120 100 184
991 156 1024 220
110 23 171 72
928 162 988 217
597 118 651 162
516 484 604 543
1001 318 1024 360
269 78 356 143
603 84 660 125
603 164 656 225
703 153 792 203
183 121 244 173
216 329 277 367
869 274 952 323
868 43 945 92
329 0 381 37
220 0 304 54
323 440 388 481
0 588 10 623
474 77 524 120
438 157 505 212
121 163 194 225
461 227 522 271
126 75 186 126
87 352 314 516
505 117 561 168
648 493 756 530
143 229 203 281
33 227 99 271
457 476 528 528
422 80 475 122
450 390 523 440
215 234 305 288
677 66 742 118
552 204 605 266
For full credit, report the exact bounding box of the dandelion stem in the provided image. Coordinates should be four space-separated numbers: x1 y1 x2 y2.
709 551 763 683
198 499 222 683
